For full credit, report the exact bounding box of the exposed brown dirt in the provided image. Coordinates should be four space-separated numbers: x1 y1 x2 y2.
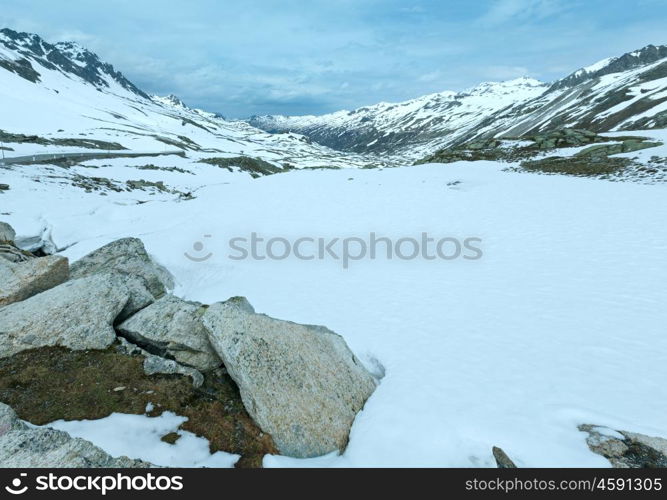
0 345 277 468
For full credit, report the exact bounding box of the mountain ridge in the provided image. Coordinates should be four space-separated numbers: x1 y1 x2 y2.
1 27 665 163
0 27 376 169
0 28 149 98
249 44 667 157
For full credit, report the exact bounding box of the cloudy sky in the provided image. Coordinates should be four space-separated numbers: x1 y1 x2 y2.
2 0 666 117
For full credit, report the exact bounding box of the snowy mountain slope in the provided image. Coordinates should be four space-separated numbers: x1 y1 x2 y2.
467 45 667 143
0 28 378 169
249 78 547 157
0 28 147 97
249 45 667 158
549 44 667 91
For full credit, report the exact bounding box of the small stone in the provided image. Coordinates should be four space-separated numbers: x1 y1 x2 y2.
160 432 181 445
492 446 517 468
143 355 204 388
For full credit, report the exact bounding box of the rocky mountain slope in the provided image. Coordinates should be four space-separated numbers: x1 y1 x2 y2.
250 77 547 157
0 28 376 169
0 28 147 97
249 45 667 158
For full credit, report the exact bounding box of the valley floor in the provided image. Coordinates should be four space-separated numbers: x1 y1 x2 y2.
2 151 667 467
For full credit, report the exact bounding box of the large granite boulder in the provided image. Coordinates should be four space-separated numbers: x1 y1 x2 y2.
117 295 220 372
0 274 129 358
70 238 173 318
0 255 69 306
0 403 150 467
202 297 377 458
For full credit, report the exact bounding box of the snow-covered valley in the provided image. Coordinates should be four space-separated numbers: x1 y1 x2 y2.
3 134 667 467
1 26 667 469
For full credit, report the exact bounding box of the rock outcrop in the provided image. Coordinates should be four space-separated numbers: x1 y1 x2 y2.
416 129 662 167
143 355 204 388
0 402 150 467
0 231 377 463
0 274 129 358
0 254 69 306
0 221 36 263
0 221 16 243
579 424 667 468
70 237 173 318
492 446 517 468
116 337 205 387
117 295 220 372
202 297 377 458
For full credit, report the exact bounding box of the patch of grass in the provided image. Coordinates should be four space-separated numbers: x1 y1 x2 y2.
0 346 277 467
198 156 283 178
134 164 193 175
125 179 171 193
0 130 126 150
520 156 632 177
160 432 181 445
416 128 663 181
154 135 201 151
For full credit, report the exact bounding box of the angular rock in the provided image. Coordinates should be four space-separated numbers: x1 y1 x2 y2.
143 355 205 388
0 402 150 467
202 297 377 458
118 295 220 371
116 275 156 322
492 446 517 468
116 337 205 387
70 237 173 305
0 255 69 306
0 274 129 358
0 243 34 263
579 424 667 468
0 221 15 243
576 140 661 158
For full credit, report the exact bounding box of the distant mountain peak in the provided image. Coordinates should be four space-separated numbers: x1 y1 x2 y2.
462 77 547 97
153 93 188 109
249 43 667 156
